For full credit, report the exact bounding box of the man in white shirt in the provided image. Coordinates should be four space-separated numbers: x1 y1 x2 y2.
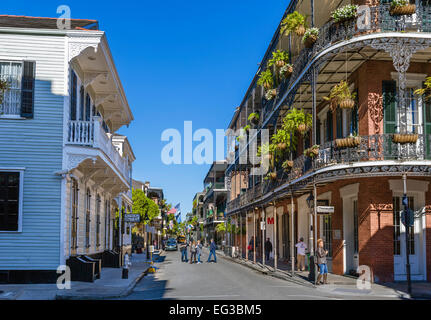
295 237 307 271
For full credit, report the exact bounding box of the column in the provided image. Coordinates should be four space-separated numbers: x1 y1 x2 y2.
273 202 278 270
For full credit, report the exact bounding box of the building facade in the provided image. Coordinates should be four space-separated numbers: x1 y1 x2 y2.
0 16 135 283
225 0 431 283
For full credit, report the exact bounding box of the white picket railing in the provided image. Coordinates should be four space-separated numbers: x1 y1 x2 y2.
67 117 130 182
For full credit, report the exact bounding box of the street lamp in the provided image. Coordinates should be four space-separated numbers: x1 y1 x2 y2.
306 192 317 283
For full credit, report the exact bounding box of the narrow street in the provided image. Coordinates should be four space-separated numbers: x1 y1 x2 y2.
118 251 401 300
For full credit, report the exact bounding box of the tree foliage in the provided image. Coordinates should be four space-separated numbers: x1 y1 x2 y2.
132 188 160 225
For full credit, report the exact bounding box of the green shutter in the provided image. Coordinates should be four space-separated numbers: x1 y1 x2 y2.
383 80 397 134
327 110 333 142
20 61 35 118
336 108 343 138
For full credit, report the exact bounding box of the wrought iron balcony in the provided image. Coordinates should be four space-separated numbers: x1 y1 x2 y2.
227 133 431 213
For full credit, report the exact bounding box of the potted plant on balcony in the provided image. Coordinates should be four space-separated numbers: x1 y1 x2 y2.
283 107 313 136
304 145 320 158
265 88 277 101
248 112 260 125
280 11 307 37
392 133 419 144
244 124 251 133
302 28 319 48
268 49 290 68
390 0 416 16
280 63 294 79
335 133 361 149
324 80 356 111
265 171 278 181
331 4 359 24
271 129 291 151
282 159 294 172
257 69 274 90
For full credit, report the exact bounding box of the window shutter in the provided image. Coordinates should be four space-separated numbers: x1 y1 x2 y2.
336 108 343 138
20 61 35 118
326 110 333 142
316 119 321 145
70 71 77 121
383 80 397 134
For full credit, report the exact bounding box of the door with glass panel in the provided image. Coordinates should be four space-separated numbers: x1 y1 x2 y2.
393 196 424 280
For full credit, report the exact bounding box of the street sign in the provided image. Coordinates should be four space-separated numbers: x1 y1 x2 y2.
124 214 140 223
316 206 334 214
401 209 414 227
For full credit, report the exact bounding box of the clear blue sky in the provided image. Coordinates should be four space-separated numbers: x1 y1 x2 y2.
1 0 288 220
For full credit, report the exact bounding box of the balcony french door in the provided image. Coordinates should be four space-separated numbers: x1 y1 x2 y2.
393 196 424 281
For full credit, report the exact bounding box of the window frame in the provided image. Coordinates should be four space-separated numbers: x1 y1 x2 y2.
0 168 25 233
0 60 24 119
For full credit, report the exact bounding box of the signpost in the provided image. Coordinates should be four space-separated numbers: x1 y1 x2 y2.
316 206 334 214
124 214 141 223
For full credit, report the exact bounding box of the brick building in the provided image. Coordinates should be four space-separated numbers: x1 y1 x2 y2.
225 0 431 283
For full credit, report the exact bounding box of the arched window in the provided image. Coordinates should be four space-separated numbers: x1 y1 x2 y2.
71 179 79 252
85 188 91 248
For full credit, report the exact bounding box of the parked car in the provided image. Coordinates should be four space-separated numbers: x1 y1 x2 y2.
166 239 178 251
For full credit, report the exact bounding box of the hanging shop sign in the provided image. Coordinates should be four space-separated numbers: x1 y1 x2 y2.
316 206 334 214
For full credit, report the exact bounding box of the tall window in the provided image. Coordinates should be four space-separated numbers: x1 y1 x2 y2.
85 93 91 121
70 71 77 121
79 86 85 121
393 196 415 255
0 172 20 231
85 189 91 248
322 215 333 257
96 194 101 247
0 61 23 115
71 179 79 250
105 199 111 250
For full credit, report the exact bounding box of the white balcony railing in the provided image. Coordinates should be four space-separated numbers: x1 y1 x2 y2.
67 116 130 182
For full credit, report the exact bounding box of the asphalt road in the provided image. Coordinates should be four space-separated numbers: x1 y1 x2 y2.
118 250 401 300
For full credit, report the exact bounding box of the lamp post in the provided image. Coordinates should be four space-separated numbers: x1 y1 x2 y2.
306 192 317 283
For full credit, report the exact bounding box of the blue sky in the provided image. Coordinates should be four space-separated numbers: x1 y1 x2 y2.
1 0 288 219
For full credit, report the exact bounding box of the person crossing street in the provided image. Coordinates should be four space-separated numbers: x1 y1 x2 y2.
207 239 217 263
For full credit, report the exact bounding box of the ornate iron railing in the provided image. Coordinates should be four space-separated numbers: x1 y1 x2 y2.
227 134 431 213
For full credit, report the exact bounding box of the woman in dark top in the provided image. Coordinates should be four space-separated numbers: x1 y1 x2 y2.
316 239 329 285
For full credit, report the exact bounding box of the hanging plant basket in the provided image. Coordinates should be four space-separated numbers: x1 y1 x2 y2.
280 64 293 79
335 136 361 149
282 160 294 172
276 60 286 68
304 35 318 48
295 25 306 37
269 172 277 180
392 133 419 144
297 123 308 135
277 142 287 150
263 82 272 90
390 4 416 16
304 146 319 158
339 98 355 109
263 153 273 161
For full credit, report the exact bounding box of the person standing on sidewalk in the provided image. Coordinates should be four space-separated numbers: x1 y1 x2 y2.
316 239 329 285
207 239 217 263
295 237 307 271
190 241 197 264
196 240 203 264
180 241 189 262
264 238 272 261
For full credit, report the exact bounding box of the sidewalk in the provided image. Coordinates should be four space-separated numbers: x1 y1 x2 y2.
216 249 431 299
0 253 153 300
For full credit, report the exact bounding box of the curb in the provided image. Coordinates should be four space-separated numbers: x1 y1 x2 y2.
55 266 151 300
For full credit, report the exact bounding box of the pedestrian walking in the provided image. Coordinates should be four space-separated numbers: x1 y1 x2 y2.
180 241 188 262
190 241 197 264
207 239 217 263
248 236 254 260
295 237 307 271
264 238 272 261
196 240 203 264
315 238 329 285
